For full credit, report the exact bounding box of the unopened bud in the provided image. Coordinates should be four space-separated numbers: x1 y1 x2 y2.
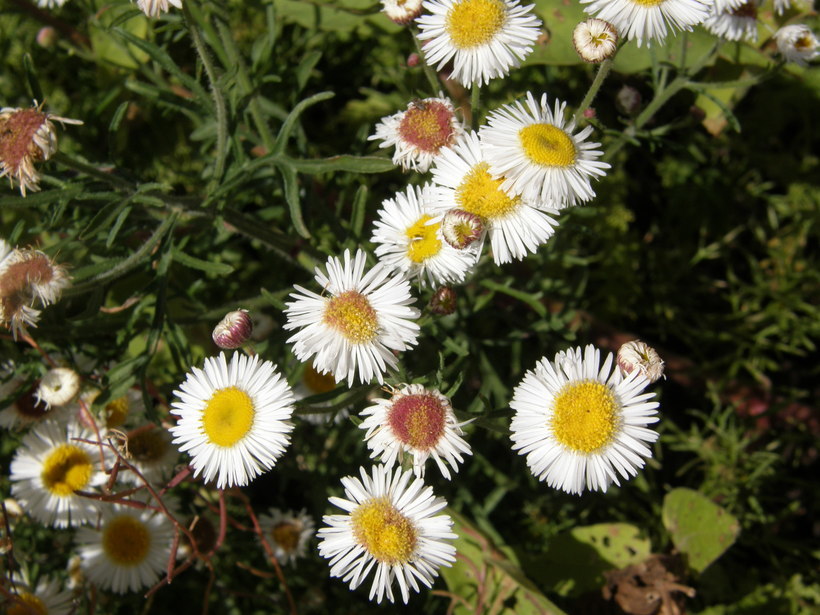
583 108 596 119
615 85 642 116
36 367 80 408
617 340 665 383
36 27 58 48
572 19 618 63
212 309 253 349
381 0 424 25
441 209 484 250
429 286 457 315
407 52 420 67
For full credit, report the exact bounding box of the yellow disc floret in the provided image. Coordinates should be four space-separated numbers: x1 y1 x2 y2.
352 497 418 564
323 290 379 344
102 514 151 566
272 521 301 553
550 380 619 453
104 395 130 428
8 592 47 615
518 124 577 168
455 162 520 219
405 215 443 263
631 0 666 6
202 386 255 447
446 0 507 49
41 444 93 497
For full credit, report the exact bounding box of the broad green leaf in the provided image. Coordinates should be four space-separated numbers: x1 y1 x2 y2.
662 488 740 573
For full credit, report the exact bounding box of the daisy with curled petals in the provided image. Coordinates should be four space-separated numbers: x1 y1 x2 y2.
416 0 542 86
75 502 174 594
372 184 477 287
703 1 760 41
774 24 819 67
5 571 73 615
479 92 610 207
317 464 457 604
258 508 315 566
369 97 465 173
580 0 713 47
510 344 660 495
169 352 295 489
430 131 559 264
284 249 420 386
359 384 472 479
10 420 108 528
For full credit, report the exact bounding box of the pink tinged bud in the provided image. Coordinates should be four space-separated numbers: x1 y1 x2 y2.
36 27 58 48
407 53 420 68
429 286 457 315
617 340 665 383
441 209 484 250
583 108 596 119
212 309 253 349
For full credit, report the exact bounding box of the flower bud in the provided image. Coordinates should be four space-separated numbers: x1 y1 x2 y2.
429 286 457 315
407 52 421 68
572 19 618 63
441 209 484 250
36 27 58 48
381 0 424 25
617 340 665 383
615 85 642 116
35 367 80 408
212 309 253 349
774 24 819 67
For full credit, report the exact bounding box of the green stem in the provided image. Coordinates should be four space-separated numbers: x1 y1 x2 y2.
573 58 613 124
413 31 441 95
52 152 133 191
216 19 276 152
184 3 229 188
470 84 481 129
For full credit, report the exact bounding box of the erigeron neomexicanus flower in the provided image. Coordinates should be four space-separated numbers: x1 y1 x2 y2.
212 308 253 349
380 0 424 24
774 24 819 67
572 18 619 63
258 508 316 565
703 1 760 42
617 340 665 383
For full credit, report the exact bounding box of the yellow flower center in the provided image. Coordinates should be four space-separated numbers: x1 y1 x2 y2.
303 363 337 394
202 386 255 447
40 444 93 497
446 0 507 49
795 34 813 50
518 124 577 168
550 381 619 453
405 215 443 263
102 514 151 566
323 290 379 344
8 592 47 615
105 395 130 428
455 162 520 219
351 497 417 564
271 521 302 553
631 0 665 6
129 428 170 463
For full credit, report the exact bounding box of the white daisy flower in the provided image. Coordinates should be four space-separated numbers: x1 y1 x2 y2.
580 0 714 46
258 508 315 565
360 384 472 479
416 0 542 86
5 571 74 615
75 502 174 594
372 184 477 287
510 344 660 495
118 425 179 487
0 377 69 430
169 352 295 490
774 24 819 66
135 0 182 18
382 0 425 23
35 367 80 409
284 249 421 386
317 464 457 604
712 0 745 11
10 421 108 528
773 0 790 14
703 1 759 41
369 97 465 173
572 18 619 63
479 92 610 207
293 363 350 425
96 387 146 430
430 131 560 264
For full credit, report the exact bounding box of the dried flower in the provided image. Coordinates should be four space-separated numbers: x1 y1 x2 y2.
429 285 457 315
0 103 82 196
212 308 253 349
572 19 618 63
617 340 665 383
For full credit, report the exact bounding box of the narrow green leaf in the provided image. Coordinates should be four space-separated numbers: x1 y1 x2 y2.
107 100 130 156
106 205 132 248
22 54 43 102
350 185 368 237
272 91 335 155
172 248 235 275
276 161 311 238
281 154 394 174
295 50 322 92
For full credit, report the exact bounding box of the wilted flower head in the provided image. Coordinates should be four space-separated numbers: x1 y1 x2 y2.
212 308 253 349
573 19 618 63
381 0 424 24
617 340 665 383
0 104 82 196
0 239 71 338
429 285 457 315
774 25 819 67
36 367 81 409
135 0 182 18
